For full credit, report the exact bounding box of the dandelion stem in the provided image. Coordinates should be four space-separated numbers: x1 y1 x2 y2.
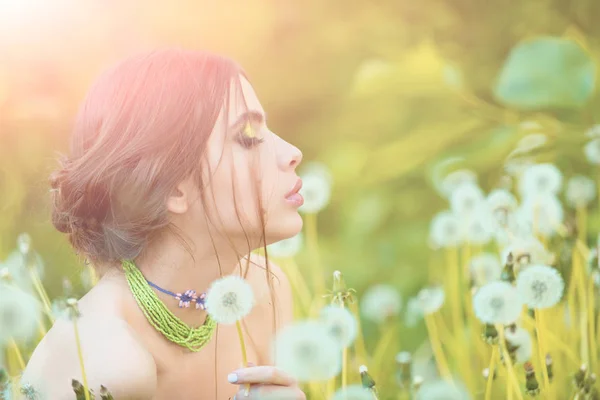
235 320 251 396
29 270 54 324
349 300 368 365
342 346 348 390
73 319 91 400
305 212 326 299
8 338 25 370
424 314 453 383
587 273 597 373
521 313 579 367
534 310 552 397
497 325 523 400
484 346 497 400
446 247 462 336
284 258 312 315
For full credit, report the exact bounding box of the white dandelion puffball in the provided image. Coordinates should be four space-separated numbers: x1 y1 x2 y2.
301 161 334 185
360 284 402 323
501 236 554 266
205 275 254 324
298 168 332 214
450 182 485 216
273 321 342 382
439 169 478 199
584 138 600 165
473 281 523 325
470 253 502 286
331 384 372 400
0 283 41 345
1 250 45 290
429 210 462 248
404 297 424 327
516 265 564 309
566 175 596 208
461 206 495 245
416 286 445 315
518 195 564 237
267 233 303 259
504 326 532 364
416 379 471 400
518 163 563 197
585 124 600 138
487 189 518 215
319 305 358 348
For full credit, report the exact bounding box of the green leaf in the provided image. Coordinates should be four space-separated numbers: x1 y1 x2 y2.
494 37 597 109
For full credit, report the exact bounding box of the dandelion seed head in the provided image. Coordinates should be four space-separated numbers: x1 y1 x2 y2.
470 253 502 287
461 206 495 245
429 210 462 248
439 169 478 198
1 250 45 290
331 384 372 400
416 379 471 400
450 182 485 216
396 351 411 364
501 236 554 267
584 138 600 165
273 321 341 382
517 195 564 238
566 175 596 208
0 283 41 345
205 275 254 324
516 265 564 309
487 189 518 215
473 281 522 325
267 233 303 259
319 305 358 348
298 168 332 214
359 365 368 373
360 284 402 324
518 163 562 197
17 233 32 255
416 286 445 315
404 297 423 327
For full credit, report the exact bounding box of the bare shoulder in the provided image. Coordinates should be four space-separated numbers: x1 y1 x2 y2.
21 311 157 399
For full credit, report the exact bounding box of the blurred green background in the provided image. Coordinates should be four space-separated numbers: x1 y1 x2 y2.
1 0 600 354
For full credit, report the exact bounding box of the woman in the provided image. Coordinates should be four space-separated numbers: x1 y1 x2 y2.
21 49 307 399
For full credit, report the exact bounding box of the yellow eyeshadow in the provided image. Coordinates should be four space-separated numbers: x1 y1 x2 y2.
243 121 256 138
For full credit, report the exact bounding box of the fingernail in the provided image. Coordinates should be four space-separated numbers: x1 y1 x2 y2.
227 373 238 383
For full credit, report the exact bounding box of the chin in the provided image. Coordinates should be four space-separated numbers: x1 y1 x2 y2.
264 211 303 245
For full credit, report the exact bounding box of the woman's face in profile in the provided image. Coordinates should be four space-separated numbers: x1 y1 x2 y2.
193 76 304 247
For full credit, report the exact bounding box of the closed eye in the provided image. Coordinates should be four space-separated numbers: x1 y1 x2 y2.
236 134 265 149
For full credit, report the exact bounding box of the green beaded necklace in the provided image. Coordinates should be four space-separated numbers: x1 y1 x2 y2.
122 259 216 352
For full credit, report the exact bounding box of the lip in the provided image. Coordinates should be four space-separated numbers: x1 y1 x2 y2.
285 178 303 199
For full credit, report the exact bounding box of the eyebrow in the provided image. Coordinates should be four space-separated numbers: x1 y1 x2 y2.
229 110 266 132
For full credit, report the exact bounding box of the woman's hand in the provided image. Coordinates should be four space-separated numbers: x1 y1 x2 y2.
228 365 306 400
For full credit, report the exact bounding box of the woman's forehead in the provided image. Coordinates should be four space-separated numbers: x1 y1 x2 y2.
227 76 264 122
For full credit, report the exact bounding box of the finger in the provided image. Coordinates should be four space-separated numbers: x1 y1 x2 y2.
228 366 296 386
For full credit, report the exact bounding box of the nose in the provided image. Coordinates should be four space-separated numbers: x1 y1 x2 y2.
280 140 303 171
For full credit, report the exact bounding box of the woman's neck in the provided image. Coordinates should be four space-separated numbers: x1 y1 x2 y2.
127 233 251 327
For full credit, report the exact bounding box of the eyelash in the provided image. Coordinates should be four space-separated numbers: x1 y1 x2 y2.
235 132 265 149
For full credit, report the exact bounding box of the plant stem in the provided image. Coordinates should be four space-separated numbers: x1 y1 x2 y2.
534 310 552 398
305 212 326 298
73 320 91 400
235 320 251 396
587 274 597 373
497 325 523 400
349 300 368 365
29 270 54 324
484 346 497 400
8 338 25 370
521 313 579 367
424 314 453 383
